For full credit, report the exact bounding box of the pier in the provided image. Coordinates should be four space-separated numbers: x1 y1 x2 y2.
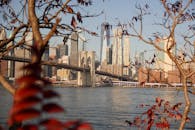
112 81 195 88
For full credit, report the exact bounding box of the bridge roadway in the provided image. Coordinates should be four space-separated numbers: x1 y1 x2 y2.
1 56 131 81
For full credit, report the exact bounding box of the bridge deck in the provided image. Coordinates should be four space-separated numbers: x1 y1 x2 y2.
1 56 133 81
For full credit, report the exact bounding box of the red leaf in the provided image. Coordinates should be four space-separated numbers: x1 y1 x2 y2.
40 118 63 129
164 101 170 110
147 119 154 130
133 116 141 126
64 120 93 130
155 97 163 107
66 5 74 13
168 112 175 118
156 122 170 128
172 102 182 111
11 96 42 114
77 11 83 23
91 32 98 36
145 109 154 118
13 108 40 122
175 113 182 120
64 120 78 128
43 90 60 99
42 103 64 113
125 120 132 126
77 122 93 130
186 117 191 122
10 19 17 24
14 86 42 102
71 16 77 28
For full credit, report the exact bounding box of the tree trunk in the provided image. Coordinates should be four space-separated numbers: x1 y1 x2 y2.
179 76 191 130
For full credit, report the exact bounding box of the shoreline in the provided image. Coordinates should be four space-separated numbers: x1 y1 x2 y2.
50 83 195 90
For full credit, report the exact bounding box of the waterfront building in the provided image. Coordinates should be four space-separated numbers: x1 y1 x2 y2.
149 70 165 83
138 67 148 83
167 69 181 83
181 62 195 84
56 69 70 81
138 67 165 83
100 22 111 64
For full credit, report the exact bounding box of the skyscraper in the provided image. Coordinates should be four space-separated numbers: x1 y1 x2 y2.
112 27 130 65
111 27 130 76
112 27 122 65
77 30 86 51
69 32 79 79
123 34 130 66
155 38 175 78
58 44 68 58
106 46 112 64
70 32 78 66
100 22 111 64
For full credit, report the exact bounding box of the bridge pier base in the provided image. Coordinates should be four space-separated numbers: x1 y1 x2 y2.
78 51 95 87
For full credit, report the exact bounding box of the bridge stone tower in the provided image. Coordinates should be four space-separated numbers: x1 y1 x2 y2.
78 51 95 87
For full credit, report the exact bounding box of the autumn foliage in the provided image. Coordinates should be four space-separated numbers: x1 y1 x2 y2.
126 97 191 130
7 47 93 130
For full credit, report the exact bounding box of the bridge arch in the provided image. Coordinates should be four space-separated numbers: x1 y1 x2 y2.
81 57 85 67
86 56 91 67
78 51 95 87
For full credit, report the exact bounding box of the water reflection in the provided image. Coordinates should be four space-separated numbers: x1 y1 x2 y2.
0 86 194 130
57 87 195 130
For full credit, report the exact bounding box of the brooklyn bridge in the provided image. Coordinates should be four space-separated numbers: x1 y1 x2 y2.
1 55 134 87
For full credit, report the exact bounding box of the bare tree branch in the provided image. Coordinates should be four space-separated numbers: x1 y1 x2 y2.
0 73 15 95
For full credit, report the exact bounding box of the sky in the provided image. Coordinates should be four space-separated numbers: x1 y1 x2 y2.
4 0 194 61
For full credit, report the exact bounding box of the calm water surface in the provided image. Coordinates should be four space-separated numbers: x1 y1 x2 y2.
0 86 195 130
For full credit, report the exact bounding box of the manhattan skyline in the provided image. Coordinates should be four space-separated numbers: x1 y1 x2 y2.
3 0 193 62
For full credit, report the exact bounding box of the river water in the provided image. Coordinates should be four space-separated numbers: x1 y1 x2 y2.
0 86 195 130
